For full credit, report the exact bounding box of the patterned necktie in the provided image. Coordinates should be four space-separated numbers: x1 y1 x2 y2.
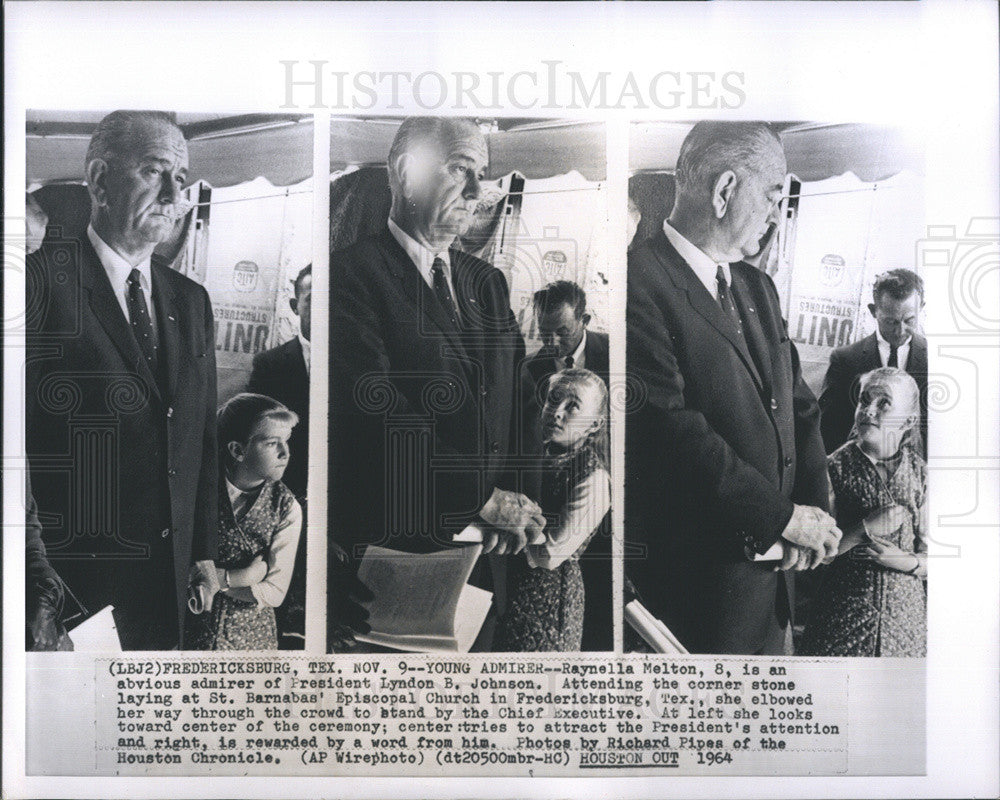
431 257 461 328
126 268 159 375
888 343 899 368
716 265 743 337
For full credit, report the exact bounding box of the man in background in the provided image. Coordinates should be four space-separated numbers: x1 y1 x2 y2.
819 268 928 456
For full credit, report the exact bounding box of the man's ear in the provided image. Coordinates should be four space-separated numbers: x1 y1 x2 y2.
581 312 591 328
868 302 877 318
85 159 110 207
395 153 417 201
227 441 245 463
712 170 738 219
289 296 299 315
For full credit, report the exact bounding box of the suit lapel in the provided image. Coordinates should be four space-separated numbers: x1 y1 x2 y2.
378 230 473 369
730 268 772 398
861 333 881 371
152 264 179 403
906 334 927 373
80 238 162 402
651 231 763 391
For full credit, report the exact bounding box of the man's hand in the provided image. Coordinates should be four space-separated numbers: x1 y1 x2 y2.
776 541 823 571
328 543 374 652
479 488 546 555
780 504 842 563
28 600 73 651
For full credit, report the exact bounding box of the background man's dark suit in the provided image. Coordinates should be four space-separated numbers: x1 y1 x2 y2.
248 337 309 499
819 332 928 455
26 235 218 650
626 232 829 654
247 335 309 648
522 329 609 395
522 329 611 650
330 230 526 628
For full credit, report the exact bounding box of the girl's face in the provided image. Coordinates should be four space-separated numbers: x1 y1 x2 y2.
230 416 294 485
541 378 603 448
855 378 917 457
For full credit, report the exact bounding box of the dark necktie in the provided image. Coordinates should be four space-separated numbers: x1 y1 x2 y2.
564 355 574 369
888 343 899 368
716 265 743 337
126 268 159 375
431 257 461 328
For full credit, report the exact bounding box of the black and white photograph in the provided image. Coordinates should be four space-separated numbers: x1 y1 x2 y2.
624 121 928 659
326 116 614 654
24 111 315 653
3 1 998 797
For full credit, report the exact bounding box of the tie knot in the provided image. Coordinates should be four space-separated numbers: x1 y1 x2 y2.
128 268 143 286
565 355 574 369
716 264 728 287
431 256 447 276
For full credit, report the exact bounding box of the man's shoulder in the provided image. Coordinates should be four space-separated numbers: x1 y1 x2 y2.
152 260 210 302
831 333 875 363
253 337 300 367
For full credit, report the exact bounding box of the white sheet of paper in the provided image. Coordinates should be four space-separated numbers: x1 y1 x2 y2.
67 606 121 653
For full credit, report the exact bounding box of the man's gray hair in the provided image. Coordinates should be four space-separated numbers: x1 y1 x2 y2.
386 116 483 192
85 110 182 171
674 121 783 194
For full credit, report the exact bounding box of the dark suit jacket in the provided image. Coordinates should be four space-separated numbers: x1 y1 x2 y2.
26 234 218 650
330 228 527 559
523 329 610 396
248 336 310 500
818 332 928 456
521 329 611 650
626 231 829 655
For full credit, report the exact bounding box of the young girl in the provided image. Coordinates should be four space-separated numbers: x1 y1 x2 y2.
498 368 611 652
801 367 927 657
188 393 303 651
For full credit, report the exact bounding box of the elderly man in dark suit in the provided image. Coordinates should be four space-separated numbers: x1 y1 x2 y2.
522 279 611 650
329 116 545 649
819 269 928 456
26 110 218 650
626 121 840 655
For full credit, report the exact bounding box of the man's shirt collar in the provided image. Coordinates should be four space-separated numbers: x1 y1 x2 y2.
663 220 731 300
388 217 452 288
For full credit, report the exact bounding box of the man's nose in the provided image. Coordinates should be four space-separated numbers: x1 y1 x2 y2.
462 172 481 201
766 200 782 226
159 173 181 204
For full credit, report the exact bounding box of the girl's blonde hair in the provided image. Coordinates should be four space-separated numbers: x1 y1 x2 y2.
852 367 923 453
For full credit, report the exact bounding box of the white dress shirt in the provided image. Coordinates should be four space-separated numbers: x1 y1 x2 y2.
387 217 459 300
559 330 588 371
225 478 303 608
875 328 911 369
663 220 732 301
87 224 157 335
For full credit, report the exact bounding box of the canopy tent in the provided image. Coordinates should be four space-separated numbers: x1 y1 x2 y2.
629 121 922 183
330 117 607 182
26 112 314 189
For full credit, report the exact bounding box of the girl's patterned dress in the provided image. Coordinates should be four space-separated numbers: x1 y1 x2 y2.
188 477 296 650
800 442 927 657
497 442 609 652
